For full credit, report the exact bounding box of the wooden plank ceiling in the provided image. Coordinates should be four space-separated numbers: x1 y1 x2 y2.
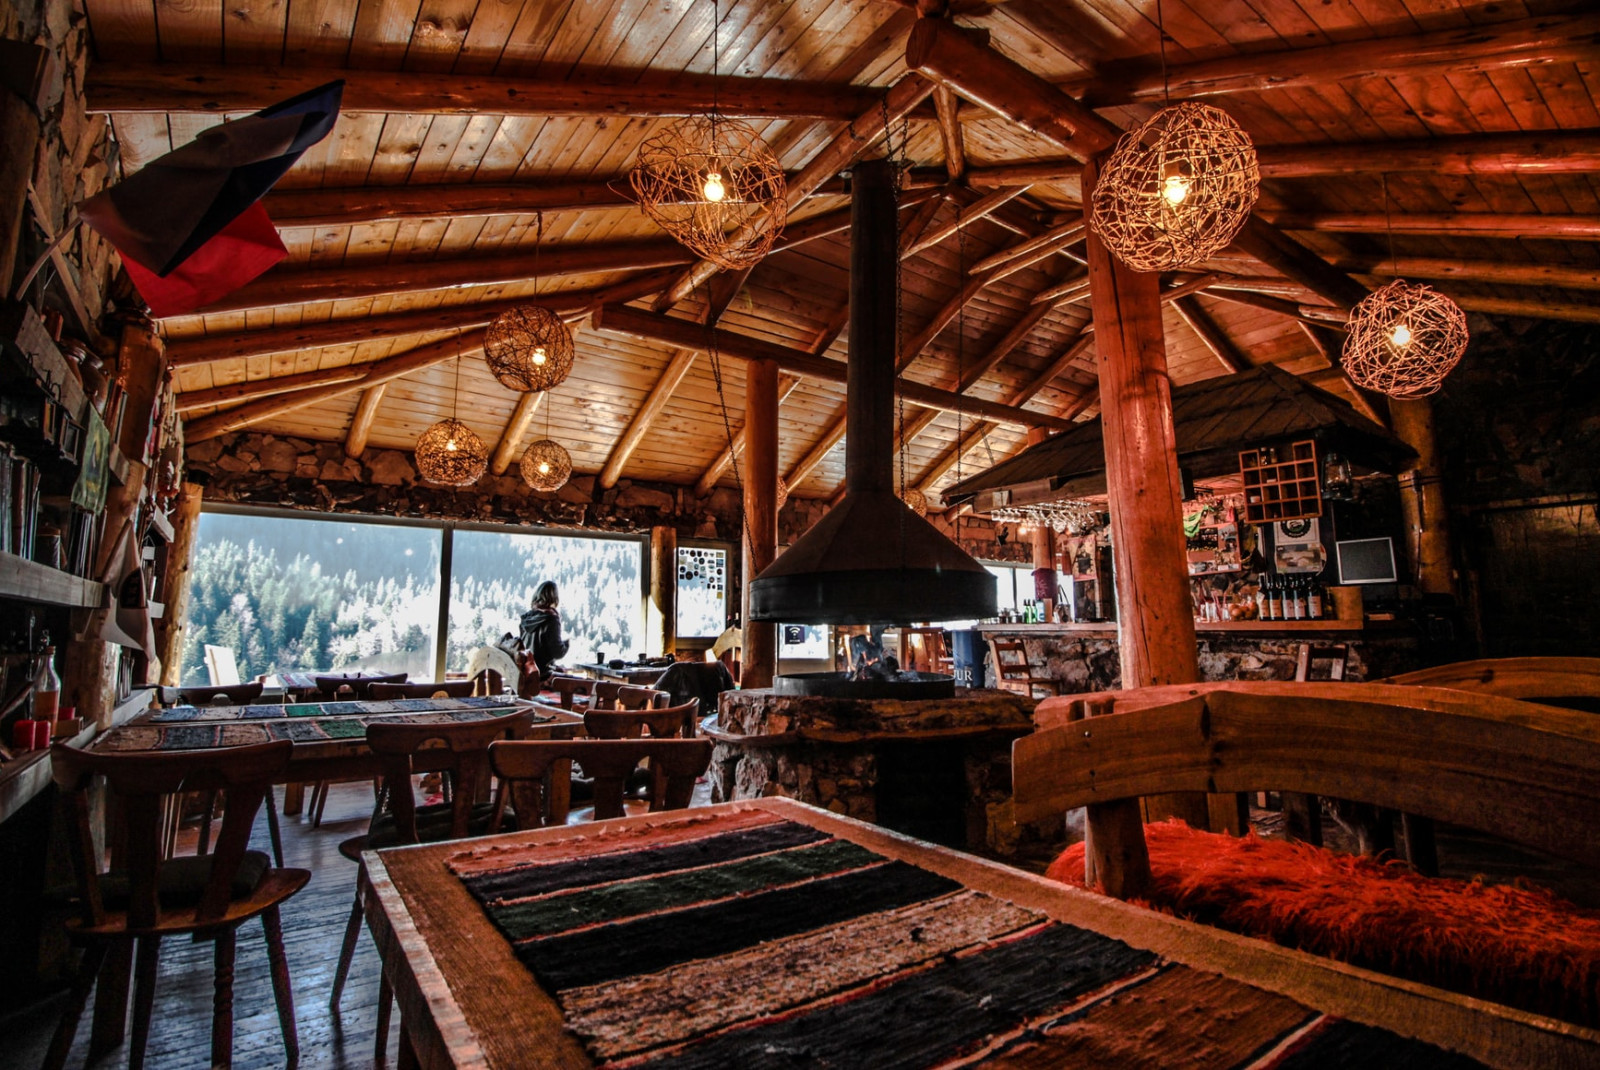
81 0 1600 504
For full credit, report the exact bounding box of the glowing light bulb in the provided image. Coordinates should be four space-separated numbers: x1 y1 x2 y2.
445 439 458 452
703 170 726 202
1162 174 1190 205
532 345 547 366
1390 322 1413 347
537 461 551 475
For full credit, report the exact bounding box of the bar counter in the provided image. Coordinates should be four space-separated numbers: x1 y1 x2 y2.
976 620 1419 689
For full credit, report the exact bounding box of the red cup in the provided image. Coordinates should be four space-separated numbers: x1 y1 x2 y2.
12 720 41 751
31 720 52 749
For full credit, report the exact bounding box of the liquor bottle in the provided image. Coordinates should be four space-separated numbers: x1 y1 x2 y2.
34 641 61 724
1266 576 1282 621
1307 580 1323 620
1254 582 1269 620
1283 577 1299 620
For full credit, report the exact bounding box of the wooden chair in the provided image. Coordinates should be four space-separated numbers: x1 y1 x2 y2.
591 681 669 710
328 706 534 1061
367 679 476 699
1014 682 1600 1024
45 740 310 1070
583 698 700 741
490 737 713 826
989 636 1062 698
313 671 407 699
176 681 264 705
547 674 596 709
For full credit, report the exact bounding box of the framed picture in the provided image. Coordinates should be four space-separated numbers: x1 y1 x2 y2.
71 408 111 515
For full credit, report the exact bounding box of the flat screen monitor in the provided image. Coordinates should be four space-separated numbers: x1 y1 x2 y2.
1335 537 1398 586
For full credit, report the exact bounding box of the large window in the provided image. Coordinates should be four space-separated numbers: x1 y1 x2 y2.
183 510 644 686
182 513 442 686
448 530 643 668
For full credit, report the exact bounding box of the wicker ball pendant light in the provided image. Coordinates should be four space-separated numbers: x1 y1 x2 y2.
900 487 929 517
521 438 572 493
775 475 789 511
1090 102 1260 272
1342 280 1468 399
484 306 575 393
631 114 787 270
415 418 488 486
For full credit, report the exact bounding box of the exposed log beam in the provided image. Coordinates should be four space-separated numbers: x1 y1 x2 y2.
164 271 680 366
599 348 698 489
489 390 544 476
1202 285 1347 328
657 72 936 308
195 240 695 316
1259 130 1600 177
784 418 848 492
175 365 367 412
1172 296 1251 374
344 385 386 458
902 185 1030 258
591 304 1075 431
1072 13 1600 108
934 85 966 181
1449 293 1600 325
695 374 803 496
1298 322 1388 426
1265 211 1600 241
87 63 889 120
906 19 1119 160
972 220 1084 276
184 329 487 442
1336 255 1600 292
1230 218 1370 310
900 191 951 258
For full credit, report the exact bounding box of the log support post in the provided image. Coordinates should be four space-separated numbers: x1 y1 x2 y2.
156 482 205 684
742 359 780 689
1082 156 1211 837
1076 698 1152 900
1390 398 1456 598
649 525 677 657
1026 428 1057 617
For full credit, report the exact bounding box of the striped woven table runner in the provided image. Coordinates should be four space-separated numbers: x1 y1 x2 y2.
448 809 1484 1069
98 708 553 752
146 695 519 722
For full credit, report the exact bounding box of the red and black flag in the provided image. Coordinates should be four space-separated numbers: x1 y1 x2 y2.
78 80 343 318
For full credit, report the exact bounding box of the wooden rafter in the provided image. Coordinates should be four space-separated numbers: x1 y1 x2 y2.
656 72 937 309
1337 256 1600 292
1172 296 1250 374
695 374 803 497
87 63 889 120
489 390 545 476
599 348 699 489
934 85 966 181
901 186 1030 259
176 365 366 412
1202 286 1346 328
344 385 387 459
1266 212 1600 242
1260 130 1600 178
1297 322 1387 426
1070 13 1600 108
971 220 1084 277
184 329 488 442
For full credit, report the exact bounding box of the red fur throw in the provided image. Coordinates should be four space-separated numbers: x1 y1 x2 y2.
1049 819 1600 1027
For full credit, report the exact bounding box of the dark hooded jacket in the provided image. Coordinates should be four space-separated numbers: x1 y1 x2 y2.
518 606 569 680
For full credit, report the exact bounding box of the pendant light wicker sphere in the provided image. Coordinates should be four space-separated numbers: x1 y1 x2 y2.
1091 102 1260 272
415 418 488 486
1342 280 1468 399
900 487 928 517
521 439 572 492
776 476 789 511
630 114 787 270
484 306 575 393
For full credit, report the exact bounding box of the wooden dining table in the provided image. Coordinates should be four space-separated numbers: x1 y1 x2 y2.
361 797 1600 1070
571 660 670 686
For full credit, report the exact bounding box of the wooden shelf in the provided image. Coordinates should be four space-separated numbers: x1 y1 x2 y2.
0 551 104 608
1240 440 1322 524
147 509 175 543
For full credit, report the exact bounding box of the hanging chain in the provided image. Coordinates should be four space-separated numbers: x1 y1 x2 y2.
882 93 911 499
699 277 754 556
1157 0 1170 108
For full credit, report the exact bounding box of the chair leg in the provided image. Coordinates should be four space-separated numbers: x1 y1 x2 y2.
1282 792 1323 847
309 782 328 828
1402 812 1440 877
329 892 364 1012
88 938 133 1059
42 942 107 1070
263 785 285 868
374 970 393 1065
128 935 162 1070
262 906 299 1066
212 928 237 1069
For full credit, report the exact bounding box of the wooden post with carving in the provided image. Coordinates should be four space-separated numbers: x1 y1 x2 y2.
742 359 779 689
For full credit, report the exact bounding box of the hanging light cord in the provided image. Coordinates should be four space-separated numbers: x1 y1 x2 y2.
1381 172 1397 275
1156 0 1171 108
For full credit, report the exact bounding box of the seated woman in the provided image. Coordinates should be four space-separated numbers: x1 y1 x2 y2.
518 581 570 695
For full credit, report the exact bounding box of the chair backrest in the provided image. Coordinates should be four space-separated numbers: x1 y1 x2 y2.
204 645 241 686
591 681 668 710
368 679 476 699
548 674 596 709
1294 643 1348 682
50 740 293 929
177 681 264 705
990 637 1033 680
656 660 734 718
1014 682 1600 871
315 672 408 699
1382 657 1600 703
365 708 533 844
583 698 699 740
490 738 712 824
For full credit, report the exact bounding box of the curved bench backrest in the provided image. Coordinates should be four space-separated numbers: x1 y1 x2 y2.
1380 657 1600 702
1015 682 1600 870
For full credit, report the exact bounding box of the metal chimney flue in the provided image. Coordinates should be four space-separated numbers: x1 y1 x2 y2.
747 159 998 626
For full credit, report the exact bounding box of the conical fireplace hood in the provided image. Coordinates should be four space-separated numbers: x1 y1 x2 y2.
748 159 997 626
